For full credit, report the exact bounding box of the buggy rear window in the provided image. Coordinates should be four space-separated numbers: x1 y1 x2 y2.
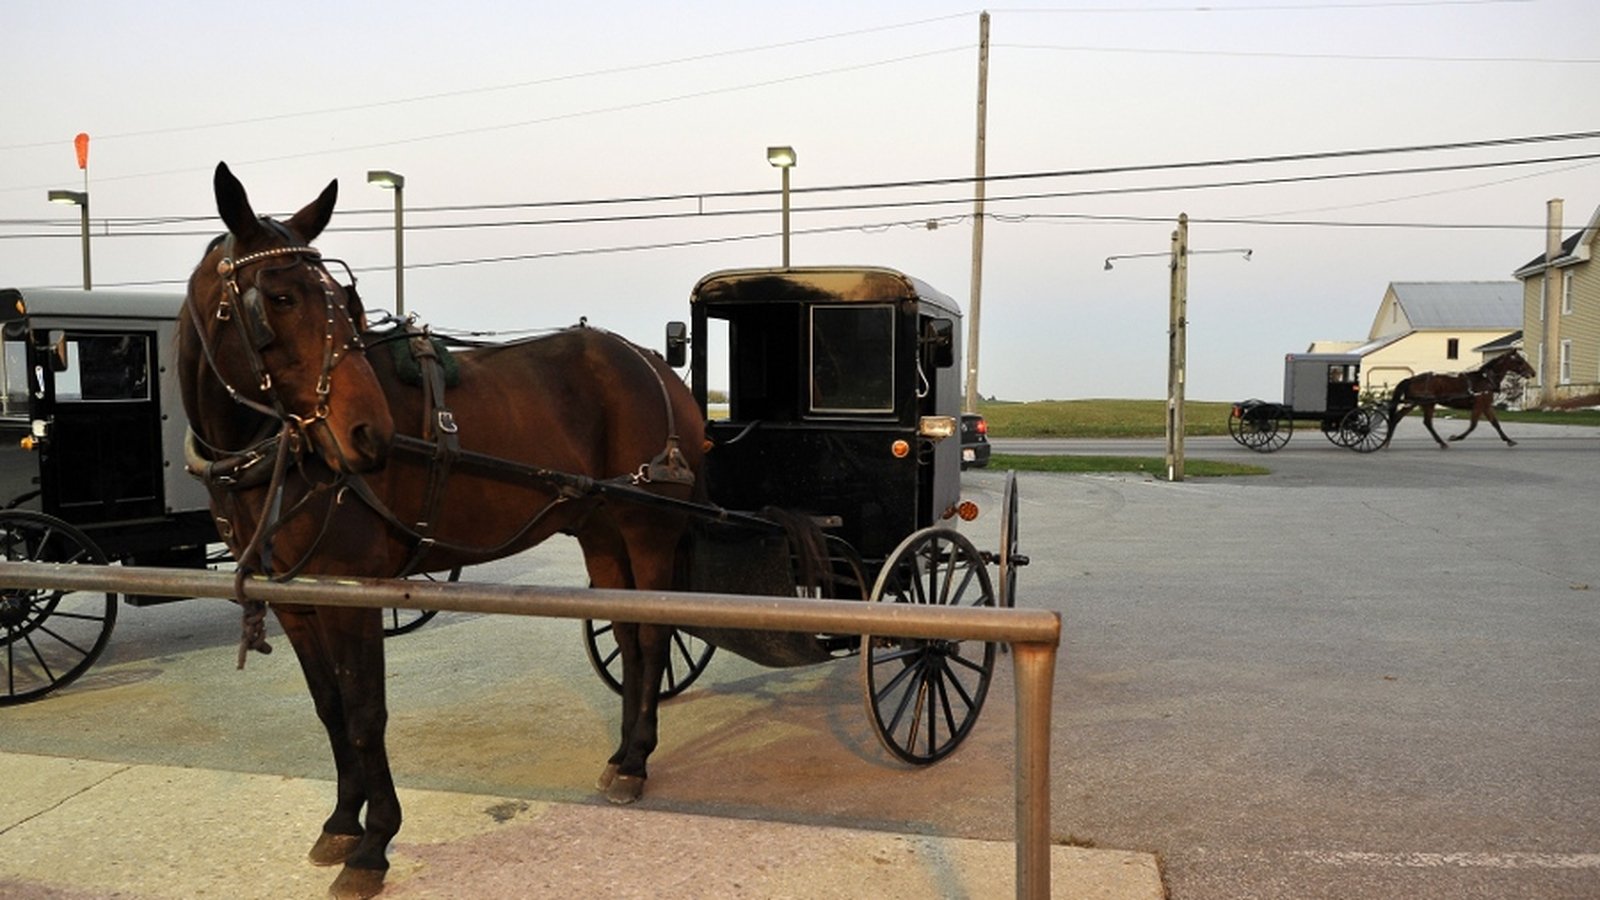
52 333 152 402
809 304 894 415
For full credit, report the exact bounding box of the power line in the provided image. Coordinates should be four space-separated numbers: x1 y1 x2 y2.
1000 42 1600 65
992 0 1534 12
7 128 1596 232
9 145 1593 241
0 14 975 153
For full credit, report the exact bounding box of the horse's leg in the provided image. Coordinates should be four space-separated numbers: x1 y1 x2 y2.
1449 401 1482 442
1420 404 1448 449
1483 402 1518 446
319 608 401 900
275 608 367 866
278 607 400 900
1382 402 1411 448
579 521 679 805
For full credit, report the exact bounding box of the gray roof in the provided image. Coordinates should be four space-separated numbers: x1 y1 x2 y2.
1391 281 1522 329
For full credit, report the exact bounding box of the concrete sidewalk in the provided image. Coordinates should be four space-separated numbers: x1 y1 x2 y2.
0 751 1163 899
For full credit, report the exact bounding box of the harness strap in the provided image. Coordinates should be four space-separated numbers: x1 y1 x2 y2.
398 328 463 577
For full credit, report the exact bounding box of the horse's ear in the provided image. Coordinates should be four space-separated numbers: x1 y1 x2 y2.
285 178 338 245
214 162 266 242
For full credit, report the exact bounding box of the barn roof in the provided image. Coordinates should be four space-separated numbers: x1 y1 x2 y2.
1389 281 1522 329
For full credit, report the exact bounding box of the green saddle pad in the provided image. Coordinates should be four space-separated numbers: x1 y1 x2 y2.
387 335 461 388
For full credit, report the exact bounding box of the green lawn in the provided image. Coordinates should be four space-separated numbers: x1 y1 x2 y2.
977 397 1600 438
977 398 1236 438
988 453 1267 477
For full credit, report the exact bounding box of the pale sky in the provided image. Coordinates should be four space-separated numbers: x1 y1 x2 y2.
5 0 1598 401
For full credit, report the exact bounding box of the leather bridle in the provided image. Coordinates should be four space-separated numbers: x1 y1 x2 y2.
186 220 367 475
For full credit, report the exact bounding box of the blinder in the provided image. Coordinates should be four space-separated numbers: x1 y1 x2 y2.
239 286 277 350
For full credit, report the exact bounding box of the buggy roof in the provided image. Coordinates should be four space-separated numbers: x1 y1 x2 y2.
0 288 185 326
690 266 961 318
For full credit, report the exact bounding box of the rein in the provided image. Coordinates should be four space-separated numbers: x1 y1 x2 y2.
185 224 368 666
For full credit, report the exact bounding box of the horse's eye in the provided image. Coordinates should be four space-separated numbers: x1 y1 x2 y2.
269 293 296 310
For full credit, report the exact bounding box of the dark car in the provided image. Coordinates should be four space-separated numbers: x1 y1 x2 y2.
960 412 990 469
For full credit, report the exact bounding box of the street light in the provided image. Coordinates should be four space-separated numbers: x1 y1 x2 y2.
47 189 90 290
1105 214 1252 482
367 170 406 317
766 146 795 268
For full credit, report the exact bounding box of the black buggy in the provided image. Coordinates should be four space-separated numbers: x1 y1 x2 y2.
1228 352 1390 453
583 266 1026 763
0 288 442 706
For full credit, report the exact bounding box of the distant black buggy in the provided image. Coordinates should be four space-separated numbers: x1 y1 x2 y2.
1229 352 1390 453
0 288 442 706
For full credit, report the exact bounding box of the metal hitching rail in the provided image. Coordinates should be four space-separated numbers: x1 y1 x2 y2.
0 561 1061 899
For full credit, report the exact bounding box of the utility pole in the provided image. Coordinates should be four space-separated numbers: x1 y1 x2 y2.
964 10 989 414
1540 198 1563 407
1167 214 1189 482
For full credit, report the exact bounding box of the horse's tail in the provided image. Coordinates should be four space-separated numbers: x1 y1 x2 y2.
758 506 832 598
1386 377 1412 425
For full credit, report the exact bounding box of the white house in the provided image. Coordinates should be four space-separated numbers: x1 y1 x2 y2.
1307 281 1523 394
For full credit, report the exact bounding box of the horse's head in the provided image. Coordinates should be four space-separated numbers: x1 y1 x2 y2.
1502 350 1537 381
182 162 393 474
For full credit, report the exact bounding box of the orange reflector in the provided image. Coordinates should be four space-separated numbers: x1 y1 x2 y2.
891 439 910 458
957 500 980 521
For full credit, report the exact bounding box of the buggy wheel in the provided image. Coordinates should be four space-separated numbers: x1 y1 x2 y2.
0 511 116 706
862 527 996 765
382 567 460 637
997 470 1025 610
1341 405 1389 453
1229 402 1290 452
1324 416 1353 448
583 620 715 700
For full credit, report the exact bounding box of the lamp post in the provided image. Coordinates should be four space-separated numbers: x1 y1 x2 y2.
766 146 796 268
367 170 406 317
47 189 90 290
1106 216 1251 482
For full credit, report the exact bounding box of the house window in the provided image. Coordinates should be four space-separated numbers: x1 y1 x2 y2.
1446 338 1459 360
1559 340 1572 385
1539 279 1546 321
1562 270 1573 315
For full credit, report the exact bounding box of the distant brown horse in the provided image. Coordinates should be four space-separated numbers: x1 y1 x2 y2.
1382 351 1536 449
179 163 705 898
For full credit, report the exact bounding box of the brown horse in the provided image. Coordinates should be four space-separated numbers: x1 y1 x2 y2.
1382 351 1536 449
179 163 705 898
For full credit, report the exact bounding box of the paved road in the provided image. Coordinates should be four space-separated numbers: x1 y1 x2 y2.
2 416 1596 898
1001 418 1600 898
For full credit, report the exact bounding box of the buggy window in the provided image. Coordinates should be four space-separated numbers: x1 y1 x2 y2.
809 304 894 414
53 333 152 402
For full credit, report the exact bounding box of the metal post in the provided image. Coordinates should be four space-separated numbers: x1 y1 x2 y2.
1166 214 1188 482
1013 640 1056 899
964 10 990 414
77 199 91 290
392 182 405 317
781 165 791 269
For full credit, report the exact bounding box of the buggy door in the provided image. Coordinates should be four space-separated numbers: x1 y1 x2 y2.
29 329 164 526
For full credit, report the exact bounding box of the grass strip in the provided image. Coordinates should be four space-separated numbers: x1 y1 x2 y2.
988 453 1268 477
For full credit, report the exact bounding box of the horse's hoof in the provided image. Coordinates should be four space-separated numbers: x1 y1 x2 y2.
1507 440 1518 447
329 865 386 900
596 763 620 791
605 773 646 805
309 831 363 867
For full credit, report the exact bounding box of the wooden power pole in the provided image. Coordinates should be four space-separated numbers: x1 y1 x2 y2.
964 11 989 414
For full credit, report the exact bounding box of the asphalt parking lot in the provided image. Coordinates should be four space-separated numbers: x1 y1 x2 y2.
0 416 1595 898
995 418 1600 898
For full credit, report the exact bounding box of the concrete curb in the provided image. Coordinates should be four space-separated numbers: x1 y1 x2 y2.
0 751 1163 899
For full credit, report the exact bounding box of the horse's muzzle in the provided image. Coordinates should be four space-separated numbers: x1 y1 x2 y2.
343 421 392 473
